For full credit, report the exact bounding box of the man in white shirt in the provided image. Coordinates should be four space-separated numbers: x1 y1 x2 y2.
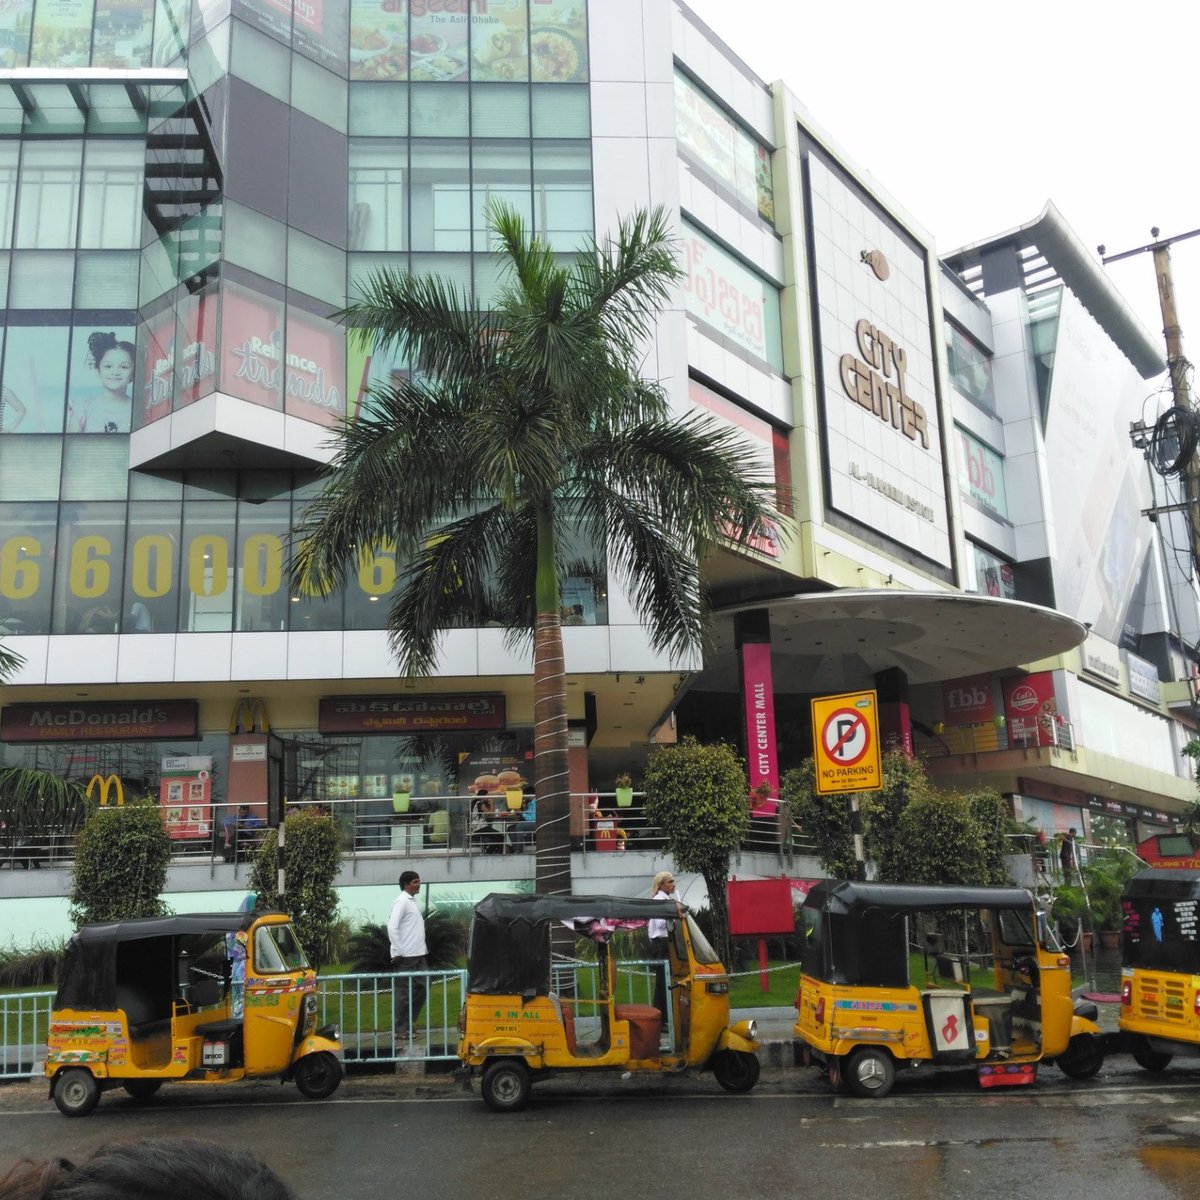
388 870 427 1044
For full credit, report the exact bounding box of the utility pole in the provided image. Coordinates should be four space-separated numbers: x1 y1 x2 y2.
1102 226 1200 574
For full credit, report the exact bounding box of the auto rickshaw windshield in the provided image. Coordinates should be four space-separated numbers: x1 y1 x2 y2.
254 923 309 972
686 914 721 964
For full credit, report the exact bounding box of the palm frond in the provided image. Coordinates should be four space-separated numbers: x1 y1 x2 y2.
0 641 24 681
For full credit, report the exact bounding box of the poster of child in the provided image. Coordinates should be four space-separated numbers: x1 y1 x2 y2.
66 330 135 433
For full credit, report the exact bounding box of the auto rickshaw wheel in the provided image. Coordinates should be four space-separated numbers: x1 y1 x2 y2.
1131 1037 1173 1072
1056 1034 1104 1080
293 1051 343 1100
53 1068 100 1118
845 1047 896 1099
122 1080 163 1102
481 1059 531 1113
713 1050 760 1094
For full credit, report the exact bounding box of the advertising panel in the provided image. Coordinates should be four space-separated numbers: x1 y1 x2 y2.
319 693 507 733
232 0 348 69
0 699 199 742
957 427 1007 520
1002 672 1059 747
159 754 213 840
220 283 285 410
1124 651 1161 705
470 0 527 80
283 305 346 427
29 0 94 66
941 673 995 725
740 642 778 813
528 0 585 82
805 145 951 570
682 222 778 365
138 307 176 427
66 327 135 434
348 0 407 81
92 0 153 65
0 0 33 66
0 326 70 434
973 544 1016 600
457 743 533 797
178 290 218 408
945 320 995 411
1081 634 1121 686
409 0 467 81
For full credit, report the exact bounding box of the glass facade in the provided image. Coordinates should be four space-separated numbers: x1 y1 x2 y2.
0 0 601 636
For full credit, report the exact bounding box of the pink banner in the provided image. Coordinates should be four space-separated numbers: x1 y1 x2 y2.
1003 672 1058 747
941 673 995 725
740 642 779 814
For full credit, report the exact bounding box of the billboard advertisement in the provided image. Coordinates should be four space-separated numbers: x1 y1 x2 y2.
1002 672 1060 748
159 754 213 840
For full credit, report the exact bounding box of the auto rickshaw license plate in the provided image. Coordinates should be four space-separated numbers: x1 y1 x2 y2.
202 1040 228 1066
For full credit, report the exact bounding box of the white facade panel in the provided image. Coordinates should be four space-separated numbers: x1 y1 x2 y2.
47 635 119 683
174 633 233 680
229 632 288 681
116 634 177 682
285 631 342 679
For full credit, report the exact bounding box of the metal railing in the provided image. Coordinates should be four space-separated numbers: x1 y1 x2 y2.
0 961 676 1079
0 792 815 872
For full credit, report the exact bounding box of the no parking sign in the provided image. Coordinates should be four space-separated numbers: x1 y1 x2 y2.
811 690 882 795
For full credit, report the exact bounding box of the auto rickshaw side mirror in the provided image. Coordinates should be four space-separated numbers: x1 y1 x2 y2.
177 949 191 1000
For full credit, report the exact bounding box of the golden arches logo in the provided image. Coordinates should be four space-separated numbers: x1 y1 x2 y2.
85 774 124 807
229 698 270 735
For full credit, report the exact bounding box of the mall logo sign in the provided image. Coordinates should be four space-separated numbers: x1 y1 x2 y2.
840 318 929 449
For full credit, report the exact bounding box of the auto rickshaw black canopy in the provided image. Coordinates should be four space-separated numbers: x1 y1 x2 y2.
804 880 1034 917
468 893 681 996
1122 868 1200 901
55 912 266 1012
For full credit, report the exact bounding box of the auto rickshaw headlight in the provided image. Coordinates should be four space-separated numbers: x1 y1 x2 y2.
305 993 317 1016
729 1018 757 1042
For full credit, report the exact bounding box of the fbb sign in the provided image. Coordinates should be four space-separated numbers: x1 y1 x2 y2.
958 429 1008 519
941 674 995 725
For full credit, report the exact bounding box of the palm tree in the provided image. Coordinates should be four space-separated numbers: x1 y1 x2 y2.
293 202 781 896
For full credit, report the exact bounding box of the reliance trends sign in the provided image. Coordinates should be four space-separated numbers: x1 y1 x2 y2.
804 142 951 570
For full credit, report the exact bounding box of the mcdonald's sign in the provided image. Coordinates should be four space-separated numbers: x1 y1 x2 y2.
85 774 125 806
0 700 198 742
229 698 270 735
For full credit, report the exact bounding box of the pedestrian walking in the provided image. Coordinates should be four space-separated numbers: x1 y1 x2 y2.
388 870 427 1048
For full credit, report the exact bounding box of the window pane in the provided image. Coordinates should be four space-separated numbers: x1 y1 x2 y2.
230 19 290 99
15 141 83 248
284 303 345 425
348 82 407 134
220 281 284 410
8 250 74 307
343 539 393 629
79 141 143 248
125 500 182 632
471 141 530 252
0 143 18 248
30 0 96 68
531 84 588 137
75 252 140 307
93 0 155 67
0 3 33 67
532 141 591 252
410 83 467 136
349 140 406 252
54 501 127 634
410 141 468 251
61 436 130 500
409 7 466 82
67 325 136 434
2 324 70 433
152 0 190 65
224 199 287 281
0 502 58 634
287 229 345 305
470 8 527 82
470 83 529 137
234 499 288 631
180 499 236 631
292 55 347 132
348 0 406 83
0 436 61 500
530 2 587 82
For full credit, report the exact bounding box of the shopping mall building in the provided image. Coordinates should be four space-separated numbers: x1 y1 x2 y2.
0 0 1193 894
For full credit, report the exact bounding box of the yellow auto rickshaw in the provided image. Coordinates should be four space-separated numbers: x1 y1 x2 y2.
794 880 1104 1097
46 910 342 1116
456 892 760 1111
1119 868 1200 1071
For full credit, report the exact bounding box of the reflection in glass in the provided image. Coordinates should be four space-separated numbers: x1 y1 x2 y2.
0 501 56 634
349 141 407 251
0 435 61 500
945 320 996 411
14 141 83 248
532 141 590 252
124 500 182 633
235 499 289 632
180 500 236 632
79 141 143 248
1 324 70 433
471 141 530 252
410 141 468 251
54 500 127 634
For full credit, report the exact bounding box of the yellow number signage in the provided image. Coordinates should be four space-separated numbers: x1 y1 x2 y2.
811 689 882 795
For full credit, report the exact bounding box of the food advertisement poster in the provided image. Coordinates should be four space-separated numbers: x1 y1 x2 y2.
470 0 526 81
92 0 153 66
457 745 532 797
159 754 213 840
28 0 93 66
529 0 585 82
0 0 33 67
409 0 467 81
1002 672 1059 747
348 0 406 81
283 305 346 427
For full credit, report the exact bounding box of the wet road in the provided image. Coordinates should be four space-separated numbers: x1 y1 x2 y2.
3 1061 1200 1200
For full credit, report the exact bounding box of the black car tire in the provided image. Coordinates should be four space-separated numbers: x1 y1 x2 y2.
53 1068 100 1117
713 1050 760 1094
122 1080 163 1102
480 1060 531 1112
293 1051 343 1099
1057 1034 1104 1080
1131 1037 1173 1072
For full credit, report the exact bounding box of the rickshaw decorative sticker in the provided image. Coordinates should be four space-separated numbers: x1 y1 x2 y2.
50 1021 123 1041
834 999 917 1013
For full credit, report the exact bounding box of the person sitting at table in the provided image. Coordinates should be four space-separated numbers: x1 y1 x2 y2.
469 788 503 855
507 786 537 852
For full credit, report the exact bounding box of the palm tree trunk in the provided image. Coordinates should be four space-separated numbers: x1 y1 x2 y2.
532 500 571 899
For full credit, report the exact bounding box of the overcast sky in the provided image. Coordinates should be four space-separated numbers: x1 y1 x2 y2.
684 0 1200 389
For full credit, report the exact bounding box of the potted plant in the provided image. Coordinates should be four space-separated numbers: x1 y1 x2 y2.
1082 853 1138 948
392 788 411 814
749 780 773 815
614 773 634 808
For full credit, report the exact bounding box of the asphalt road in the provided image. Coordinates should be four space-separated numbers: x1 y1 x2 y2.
4 1062 1200 1200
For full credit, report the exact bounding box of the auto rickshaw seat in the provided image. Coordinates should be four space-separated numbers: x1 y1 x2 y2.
195 1018 242 1039
549 994 577 1054
116 985 171 1040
